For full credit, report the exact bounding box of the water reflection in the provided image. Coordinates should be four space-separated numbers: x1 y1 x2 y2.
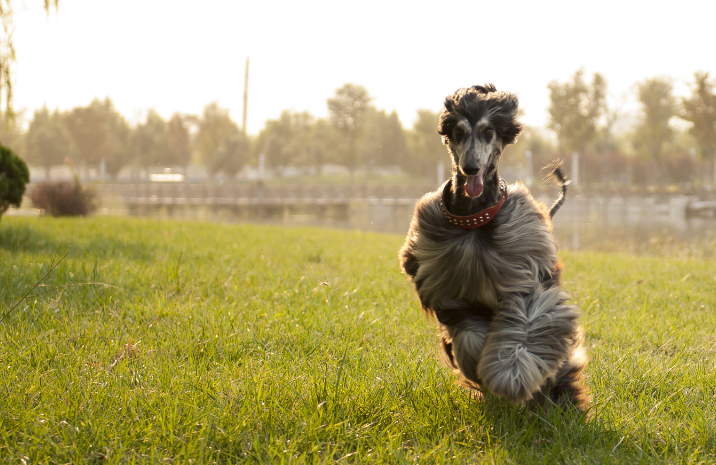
546 195 716 258
125 195 716 258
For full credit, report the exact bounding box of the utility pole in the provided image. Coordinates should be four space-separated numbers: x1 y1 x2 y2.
243 57 249 135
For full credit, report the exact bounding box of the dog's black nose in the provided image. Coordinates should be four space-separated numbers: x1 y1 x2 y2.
462 161 480 176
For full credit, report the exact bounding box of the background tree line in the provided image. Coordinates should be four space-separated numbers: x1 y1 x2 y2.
537 69 716 186
3 84 447 183
4 71 716 186
13 99 250 181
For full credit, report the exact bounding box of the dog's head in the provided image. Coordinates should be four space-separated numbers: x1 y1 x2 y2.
437 84 523 197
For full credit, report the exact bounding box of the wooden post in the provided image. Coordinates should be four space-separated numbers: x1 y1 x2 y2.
436 159 444 187
525 150 532 187
571 152 579 187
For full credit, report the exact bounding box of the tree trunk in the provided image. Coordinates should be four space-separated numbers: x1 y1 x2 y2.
650 147 664 184
349 135 356 185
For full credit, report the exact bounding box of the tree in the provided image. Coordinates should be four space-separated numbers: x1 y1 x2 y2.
133 109 169 172
359 109 408 171
0 143 29 219
195 102 241 177
25 107 74 179
327 84 372 179
167 114 192 172
285 112 319 168
0 110 24 150
254 110 315 169
590 93 627 183
502 126 558 180
64 98 130 178
680 71 716 182
103 108 131 179
547 69 606 154
309 119 339 172
64 101 107 167
222 134 249 177
408 109 444 179
0 1 57 216
633 77 677 182
1 1 59 118
252 110 342 174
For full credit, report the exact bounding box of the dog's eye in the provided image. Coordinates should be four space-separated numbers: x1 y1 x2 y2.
484 128 493 137
453 128 464 141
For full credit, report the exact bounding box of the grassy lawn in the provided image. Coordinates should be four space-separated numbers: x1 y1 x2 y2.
1 216 715 464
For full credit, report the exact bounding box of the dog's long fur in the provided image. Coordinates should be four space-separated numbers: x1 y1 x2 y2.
399 84 589 412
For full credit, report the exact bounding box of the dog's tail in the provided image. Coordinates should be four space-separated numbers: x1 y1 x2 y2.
545 161 570 219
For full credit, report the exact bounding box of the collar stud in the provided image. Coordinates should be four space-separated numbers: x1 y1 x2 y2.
441 179 508 229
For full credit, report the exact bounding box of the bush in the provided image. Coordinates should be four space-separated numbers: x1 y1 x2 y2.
0 144 30 220
30 180 97 217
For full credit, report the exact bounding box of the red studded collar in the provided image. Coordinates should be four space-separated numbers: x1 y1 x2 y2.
440 179 508 229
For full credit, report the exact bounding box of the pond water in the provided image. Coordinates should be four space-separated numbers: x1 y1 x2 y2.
545 195 716 258
111 193 716 258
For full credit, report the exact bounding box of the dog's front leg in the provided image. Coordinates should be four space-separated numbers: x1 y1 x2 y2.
399 224 421 280
400 249 419 279
441 317 491 385
476 285 580 404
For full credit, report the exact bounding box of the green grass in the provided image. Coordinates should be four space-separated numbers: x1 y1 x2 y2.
1 217 715 464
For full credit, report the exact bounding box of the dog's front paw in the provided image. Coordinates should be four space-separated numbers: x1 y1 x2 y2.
477 339 547 403
477 286 580 404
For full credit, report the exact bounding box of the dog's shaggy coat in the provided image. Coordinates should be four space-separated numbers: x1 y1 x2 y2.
399 84 589 411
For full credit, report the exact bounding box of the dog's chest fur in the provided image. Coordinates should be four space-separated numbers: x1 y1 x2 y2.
406 182 559 315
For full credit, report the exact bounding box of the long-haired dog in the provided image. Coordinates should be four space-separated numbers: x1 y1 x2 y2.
399 84 589 413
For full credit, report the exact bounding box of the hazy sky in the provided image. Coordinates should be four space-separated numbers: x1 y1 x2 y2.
12 0 716 135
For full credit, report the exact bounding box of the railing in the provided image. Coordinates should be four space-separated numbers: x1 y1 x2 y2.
99 183 436 206
80 183 716 218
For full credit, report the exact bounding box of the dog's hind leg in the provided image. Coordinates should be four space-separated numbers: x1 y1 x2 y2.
476 285 581 404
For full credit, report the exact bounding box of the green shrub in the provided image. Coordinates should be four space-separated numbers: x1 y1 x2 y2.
30 180 97 216
0 144 30 219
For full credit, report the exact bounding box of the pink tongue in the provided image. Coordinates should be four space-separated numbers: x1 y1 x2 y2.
465 174 484 197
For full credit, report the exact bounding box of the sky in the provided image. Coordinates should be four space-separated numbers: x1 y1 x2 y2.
11 0 716 135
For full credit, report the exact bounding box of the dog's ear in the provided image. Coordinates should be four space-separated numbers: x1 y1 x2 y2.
437 97 458 144
497 93 523 146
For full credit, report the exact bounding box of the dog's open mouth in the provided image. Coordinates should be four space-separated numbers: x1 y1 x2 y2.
465 172 484 197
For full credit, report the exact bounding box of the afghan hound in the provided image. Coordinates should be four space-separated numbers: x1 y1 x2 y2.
399 84 589 413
